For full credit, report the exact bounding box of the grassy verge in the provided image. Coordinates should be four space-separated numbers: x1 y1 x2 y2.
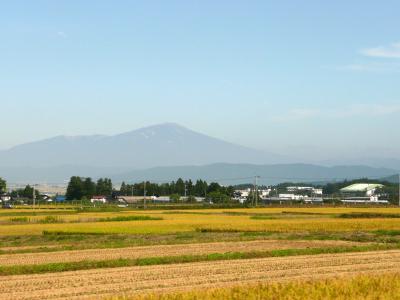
0 243 398 276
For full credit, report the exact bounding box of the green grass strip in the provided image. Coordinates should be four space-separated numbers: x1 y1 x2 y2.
0 243 398 276
97 215 162 222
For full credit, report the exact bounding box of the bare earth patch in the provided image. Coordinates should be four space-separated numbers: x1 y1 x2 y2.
0 239 361 266
1 250 400 299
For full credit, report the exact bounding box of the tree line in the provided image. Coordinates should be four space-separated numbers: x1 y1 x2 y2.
66 177 113 200
64 176 235 202
120 179 235 203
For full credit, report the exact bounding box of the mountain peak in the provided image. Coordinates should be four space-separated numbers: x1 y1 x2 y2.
0 123 283 170
135 122 189 132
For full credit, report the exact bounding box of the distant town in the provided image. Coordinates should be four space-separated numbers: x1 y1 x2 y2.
1 175 399 208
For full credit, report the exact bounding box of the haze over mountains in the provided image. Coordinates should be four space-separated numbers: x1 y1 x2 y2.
0 123 283 168
0 123 398 184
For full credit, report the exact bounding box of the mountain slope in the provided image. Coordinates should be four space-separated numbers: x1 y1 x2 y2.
0 123 283 168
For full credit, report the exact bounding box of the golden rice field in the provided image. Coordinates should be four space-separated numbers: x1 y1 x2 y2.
2 206 400 235
2 206 400 299
128 272 400 300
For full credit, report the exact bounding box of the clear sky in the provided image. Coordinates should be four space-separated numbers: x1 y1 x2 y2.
1 1 399 161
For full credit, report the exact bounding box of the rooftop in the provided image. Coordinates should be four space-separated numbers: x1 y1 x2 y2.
340 183 384 192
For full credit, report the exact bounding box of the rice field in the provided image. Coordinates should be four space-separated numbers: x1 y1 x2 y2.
2 206 400 299
2 207 400 235
1 250 400 299
128 272 400 300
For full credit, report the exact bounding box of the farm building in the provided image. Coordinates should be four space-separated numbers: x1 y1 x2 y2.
340 183 384 197
117 196 145 204
340 183 388 204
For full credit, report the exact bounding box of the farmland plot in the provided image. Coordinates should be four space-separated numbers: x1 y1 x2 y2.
1 250 400 299
0 239 362 266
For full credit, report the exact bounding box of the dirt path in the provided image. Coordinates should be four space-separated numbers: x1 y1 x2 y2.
1 250 399 299
0 239 361 266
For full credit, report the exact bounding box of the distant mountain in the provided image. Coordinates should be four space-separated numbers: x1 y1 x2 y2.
1 123 398 185
0 122 283 169
111 163 398 185
319 157 400 171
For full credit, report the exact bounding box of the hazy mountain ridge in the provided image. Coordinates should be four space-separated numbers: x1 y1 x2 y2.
0 123 283 168
2 163 397 185
112 163 398 185
1 123 398 184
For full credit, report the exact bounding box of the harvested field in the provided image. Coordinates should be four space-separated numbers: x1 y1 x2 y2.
1 250 400 299
0 239 361 266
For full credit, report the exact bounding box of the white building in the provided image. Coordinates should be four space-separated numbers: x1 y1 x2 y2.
259 189 272 198
286 186 323 195
0 194 11 202
340 183 384 197
340 183 387 204
278 194 309 200
90 196 107 203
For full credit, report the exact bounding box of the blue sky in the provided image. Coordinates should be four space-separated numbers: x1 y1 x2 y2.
1 1 399 161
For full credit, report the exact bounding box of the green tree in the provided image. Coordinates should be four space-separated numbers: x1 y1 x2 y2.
207 182 221 193
194 180 208 197
96 178 113 196
0 177 6 193
120 182 127 195
66 176 84 200
206 191 230 203
14 185 40 199
170 193 181 203
82 177 96 199
175 178 185 195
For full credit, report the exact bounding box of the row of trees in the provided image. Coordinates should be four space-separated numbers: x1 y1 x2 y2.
66 177 113 200
0 178 42 200
10 185 41 199
119 178 234 198
64 177 235 203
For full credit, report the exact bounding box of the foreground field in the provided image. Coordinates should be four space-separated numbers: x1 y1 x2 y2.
1 250 400 299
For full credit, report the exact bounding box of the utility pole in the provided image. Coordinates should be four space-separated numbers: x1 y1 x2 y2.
255 176 259 207
32 186 36 209
398 173 400 207
143 181 147 209
184 183 187 198
252 177 256 207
